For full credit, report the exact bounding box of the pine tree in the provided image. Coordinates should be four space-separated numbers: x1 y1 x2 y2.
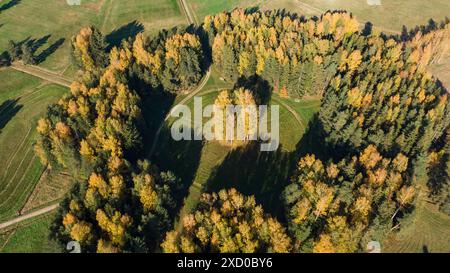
21 43 35 65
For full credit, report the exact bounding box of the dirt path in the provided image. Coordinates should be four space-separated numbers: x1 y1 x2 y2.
178 0 197 25
271 96 306 128
0 203 58 230
101 0 115 32
148 69 211 156
11 62 72 88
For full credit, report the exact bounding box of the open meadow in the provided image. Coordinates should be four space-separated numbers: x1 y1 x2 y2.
151 71 321 229
0 0 187 76
0 212 60 253
0 68 67 222
188 0 450 33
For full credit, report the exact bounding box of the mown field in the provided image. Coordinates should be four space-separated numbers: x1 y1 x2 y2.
0 212 60 253
383 203 450 253
0 0 186 76
291 0 450 32
0 68 67 221
188 0 450 33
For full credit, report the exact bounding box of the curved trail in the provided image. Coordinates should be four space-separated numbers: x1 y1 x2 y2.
0 203 58 230
148 69 211 156
271 96 306 128
178 0 197 25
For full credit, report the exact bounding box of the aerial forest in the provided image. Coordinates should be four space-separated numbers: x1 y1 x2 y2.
33 9 450 253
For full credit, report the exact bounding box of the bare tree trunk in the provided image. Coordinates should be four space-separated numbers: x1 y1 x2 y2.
391 207 401 221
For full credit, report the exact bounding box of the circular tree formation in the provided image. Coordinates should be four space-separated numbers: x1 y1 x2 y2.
35 9 449 252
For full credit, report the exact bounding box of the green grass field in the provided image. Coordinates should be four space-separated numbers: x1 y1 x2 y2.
101 0 186 34
0 212 60 253
0 68 68 221
0 0 186 76
295 0 450 32
152 73 320 227
188 0 450 33
383 203 450 253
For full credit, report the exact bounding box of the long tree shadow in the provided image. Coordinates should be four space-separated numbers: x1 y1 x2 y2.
0 51 11 66
234 75 273 105
150 125 204 213
293 113 347 163
0 99 22 133
140 81 204 209
26 35 51 53
0 0 21 13
35 38 65 64
141 91 175 147
11 35 63 63
106 20 144 49
206 142 295 219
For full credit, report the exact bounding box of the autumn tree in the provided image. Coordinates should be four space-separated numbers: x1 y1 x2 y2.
72 26 109 71
213 88 258 147
161 189 291 253
283 146 415 252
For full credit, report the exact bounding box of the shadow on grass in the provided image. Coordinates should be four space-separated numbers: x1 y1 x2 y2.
35 38 65 64
234 75 273 105
150 125 204 215
0 0 21 13
141 91 175 149
12 35 65 64
0 99 22 133
206 142 295 219
293 113 329 160
106 20 144 49
204 112 329 220
0 51 11 66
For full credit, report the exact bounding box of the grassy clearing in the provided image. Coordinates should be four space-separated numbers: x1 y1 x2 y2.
0 68 41 102
0 69 68 221
153 83 320 227
101 0 186 34
383 203 450 253
0 0 100 74
0 212 61 253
